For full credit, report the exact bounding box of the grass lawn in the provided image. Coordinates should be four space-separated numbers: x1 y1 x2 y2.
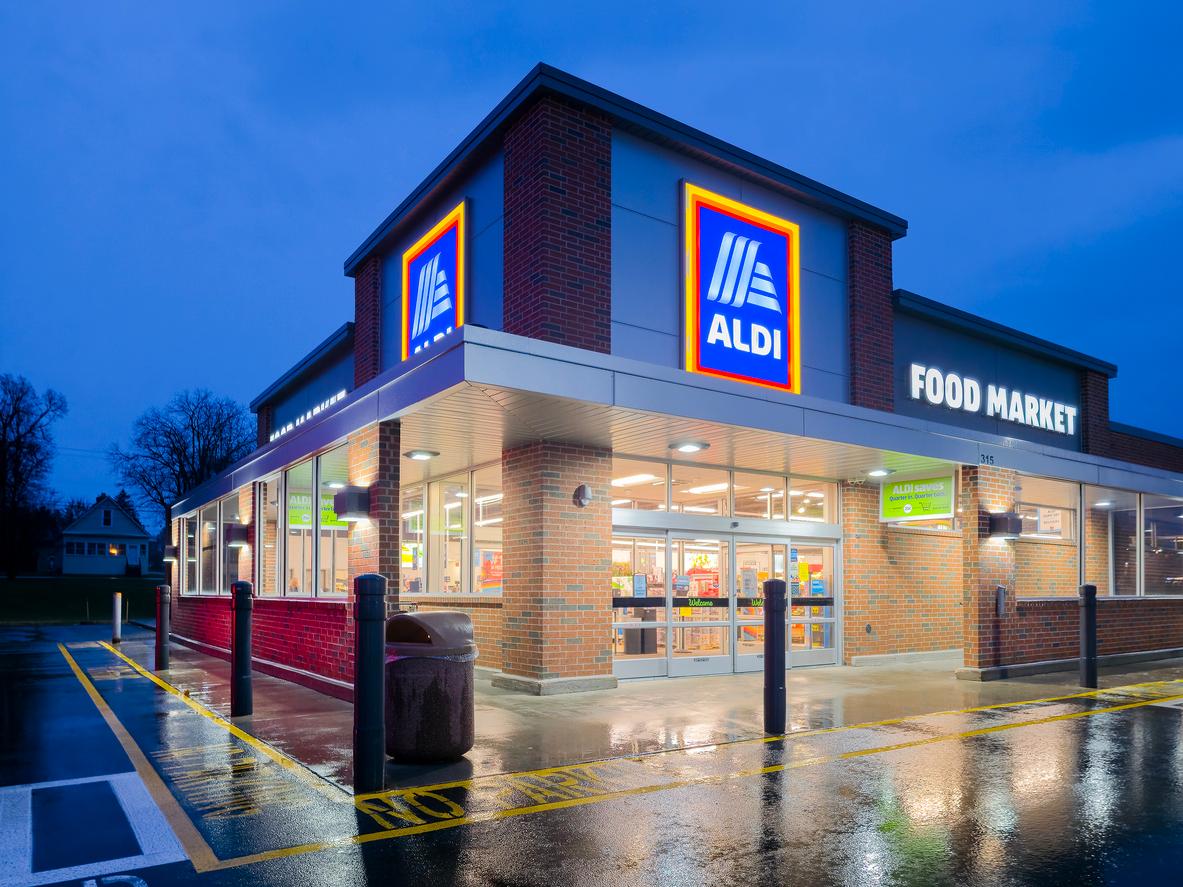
0 575 164 624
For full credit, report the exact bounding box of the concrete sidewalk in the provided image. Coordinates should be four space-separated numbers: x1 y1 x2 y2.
112 632 1183 792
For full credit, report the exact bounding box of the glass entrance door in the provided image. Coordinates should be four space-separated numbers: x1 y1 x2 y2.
790 544 838 666
669 536 733 676
611 534 669 678
734 540 788 672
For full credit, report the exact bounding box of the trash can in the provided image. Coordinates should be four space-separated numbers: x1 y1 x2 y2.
384 611 478 762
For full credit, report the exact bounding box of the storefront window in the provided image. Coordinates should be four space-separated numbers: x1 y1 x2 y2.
1083 486 1138 596
184 516 197 594
317 445 350 596
612 535 667 660
220 492 249 593
285 459 315 596
400 486 425 595
733 472 788 520
670 464 731 516
1016 476 1076 540
428 474 467 593
199 503 218 593
258 476 281 596
1143 494 1183 596
788 479 837 523
610 457 667 511
472 465 503 595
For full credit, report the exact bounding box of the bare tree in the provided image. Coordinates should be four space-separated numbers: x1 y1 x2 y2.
0 374 68 577
110 390 254 528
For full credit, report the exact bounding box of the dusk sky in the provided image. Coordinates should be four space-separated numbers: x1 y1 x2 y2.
2 3 1180 507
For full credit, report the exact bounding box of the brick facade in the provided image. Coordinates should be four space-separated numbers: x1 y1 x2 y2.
353 254 382 387
1014 539 1077 597
503 95 611 353
840 483 963 660
1080 369 1183 472
256 403 274 449
499 442 613 686
410 596 503 665
847 220 895 411
346 420 401 608
960 465 1018 670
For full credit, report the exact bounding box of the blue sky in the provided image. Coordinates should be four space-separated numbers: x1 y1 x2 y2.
1 2 1180 504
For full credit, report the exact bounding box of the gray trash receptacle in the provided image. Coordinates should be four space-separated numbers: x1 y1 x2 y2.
384 611 478 762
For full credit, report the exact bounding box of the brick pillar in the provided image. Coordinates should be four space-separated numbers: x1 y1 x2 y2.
1080 369 1112 457
255 404 274 449
353 254 382 387
347 420 401 617
848 220 894 411
503 95 612 352
494 441 616 694
840 482 894 661
959 465 1018 673
237 484 255 587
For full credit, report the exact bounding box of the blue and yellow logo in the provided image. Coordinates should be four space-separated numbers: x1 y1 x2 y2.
683 184 800 392
401 202 466 361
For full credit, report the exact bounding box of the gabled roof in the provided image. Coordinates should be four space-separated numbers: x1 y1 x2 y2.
344 63 908 275
63 494 149 538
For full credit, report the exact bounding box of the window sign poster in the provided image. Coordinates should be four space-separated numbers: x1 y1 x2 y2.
741 568 758 596
288 493 347 529
683 183 801 393
632 573 647 598
478 549 503 594
1038 507 1063 535
879 475 955 522
674 575 691 592
811 578 826 597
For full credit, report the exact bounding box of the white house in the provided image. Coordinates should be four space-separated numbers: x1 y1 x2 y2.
61 495 151 576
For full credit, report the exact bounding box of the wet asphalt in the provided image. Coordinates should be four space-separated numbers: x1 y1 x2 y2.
4 623 1183 886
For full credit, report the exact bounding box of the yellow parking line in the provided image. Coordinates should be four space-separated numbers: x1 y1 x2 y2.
58 643 220 874
98 640 346 802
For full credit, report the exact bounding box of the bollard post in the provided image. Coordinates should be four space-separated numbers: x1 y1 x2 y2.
1079 584 1098 689
763 579 787 735
112 592 122 644
155 584 171 671
231 581 254 717
353 573 387 793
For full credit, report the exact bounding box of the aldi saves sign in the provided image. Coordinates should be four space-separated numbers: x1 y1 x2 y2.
684 184 801 392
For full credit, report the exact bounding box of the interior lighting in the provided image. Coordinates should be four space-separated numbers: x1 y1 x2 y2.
401 509 424 519
612 474 658 487
685 482 730 495
328 482 346 489
405 450 439 461
682 505 717 514
611 499 630 506
1095 501 1112 509
797 506 807 514
789 490 803 497
805 491 825 500
670 441 710 454
474 493 503 504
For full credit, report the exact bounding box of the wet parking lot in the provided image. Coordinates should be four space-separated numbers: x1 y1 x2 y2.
4 624 1183 886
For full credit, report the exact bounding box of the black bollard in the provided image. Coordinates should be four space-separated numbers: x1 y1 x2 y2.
353 573 387 793
155 584 171 671
1079 584 1098 689
231 581 254 717
763 579 787 735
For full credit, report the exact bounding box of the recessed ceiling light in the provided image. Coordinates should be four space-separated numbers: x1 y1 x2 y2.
867 469 893 478
685 482 730 495
760 487 776 493
670 440 709 454
404 450 439 461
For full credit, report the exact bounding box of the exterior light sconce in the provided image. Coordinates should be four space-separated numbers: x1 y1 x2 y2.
334 486 372 522
988 512 1022 540
162 545 178 563
224 524 252 548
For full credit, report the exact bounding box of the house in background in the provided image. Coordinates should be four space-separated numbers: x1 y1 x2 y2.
61 494 151 576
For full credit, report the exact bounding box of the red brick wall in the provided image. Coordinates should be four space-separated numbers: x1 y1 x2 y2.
253 599 352 682
348 420 401 617
255 404 274 449
1014 539 1077 597
409 596 503 665
1083 508 1111 594
841 483 963 660
172 595 231 651
1001 598 1183 665
503 95 611 353
1080 369 1183 472
501 442 612 680
353 254 382 387
848 220 894 411
961 465 1019 669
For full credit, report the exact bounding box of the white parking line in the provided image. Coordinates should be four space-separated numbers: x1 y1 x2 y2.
0 772 187 887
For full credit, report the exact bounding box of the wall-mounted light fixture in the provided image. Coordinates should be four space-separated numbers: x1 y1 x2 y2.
333 486 372 522
224 524 252 548
162 545 178 563
988 512 1022 540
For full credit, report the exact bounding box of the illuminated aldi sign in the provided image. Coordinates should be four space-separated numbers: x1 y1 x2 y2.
401 201 466 360
880 474 955 523
683 183 800 392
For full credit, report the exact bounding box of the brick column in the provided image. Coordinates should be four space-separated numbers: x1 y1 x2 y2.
255 404 274 449
494 441 616 694
503 95 612 352
353 254 382 387
959 465 1018 674
1079 369 1112 457
848 220 894 411
347 420 401 618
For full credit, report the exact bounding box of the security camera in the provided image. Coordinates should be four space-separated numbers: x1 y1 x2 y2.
572 484 593 508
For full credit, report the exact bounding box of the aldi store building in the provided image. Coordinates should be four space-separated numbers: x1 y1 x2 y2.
167 65 1183 697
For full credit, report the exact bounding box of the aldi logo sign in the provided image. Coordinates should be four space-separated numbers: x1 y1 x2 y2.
683 184 800 392
401 201 466 360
